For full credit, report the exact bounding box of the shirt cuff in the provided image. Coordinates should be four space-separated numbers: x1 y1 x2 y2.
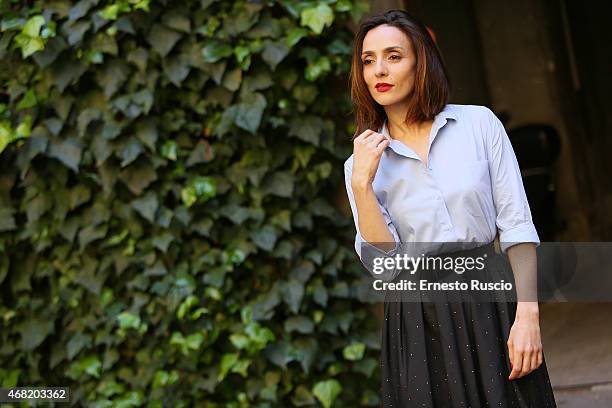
355 231 403 282
499 222 541 254
356 230 400 258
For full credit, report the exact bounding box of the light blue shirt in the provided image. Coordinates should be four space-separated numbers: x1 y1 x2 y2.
344 104 540 279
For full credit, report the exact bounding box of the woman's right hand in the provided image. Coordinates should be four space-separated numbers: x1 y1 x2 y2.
351 129 390 190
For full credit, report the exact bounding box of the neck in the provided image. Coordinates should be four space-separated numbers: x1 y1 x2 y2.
386 116 433 141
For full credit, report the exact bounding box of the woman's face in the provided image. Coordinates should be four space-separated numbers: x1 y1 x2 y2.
361 24 416 107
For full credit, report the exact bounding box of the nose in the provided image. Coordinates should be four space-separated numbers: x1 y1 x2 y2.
375 59 388 77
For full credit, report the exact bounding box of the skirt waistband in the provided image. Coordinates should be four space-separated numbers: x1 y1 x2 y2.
436 240 497 259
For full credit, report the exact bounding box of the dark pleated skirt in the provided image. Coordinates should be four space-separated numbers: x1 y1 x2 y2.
380 244 557 407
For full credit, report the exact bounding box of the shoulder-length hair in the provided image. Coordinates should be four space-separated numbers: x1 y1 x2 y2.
349 9 451 139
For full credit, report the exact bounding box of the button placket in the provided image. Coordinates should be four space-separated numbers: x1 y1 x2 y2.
432 180 453 231
422 152 454 232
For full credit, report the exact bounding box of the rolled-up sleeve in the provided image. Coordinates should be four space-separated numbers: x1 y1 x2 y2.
484 108 540 254
344 159 402 281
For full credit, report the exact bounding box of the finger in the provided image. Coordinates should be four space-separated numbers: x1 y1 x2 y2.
359 129 378 140
376 139 390 155
509 350 523 380
354 129 376 142
530 350 539 372
364 132 385 145
507 340 514 369
536 350 543 368
366 136 387 153
520 351 533 378
356 133 383 149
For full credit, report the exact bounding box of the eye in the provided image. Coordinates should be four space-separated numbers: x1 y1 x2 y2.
363 54 400 65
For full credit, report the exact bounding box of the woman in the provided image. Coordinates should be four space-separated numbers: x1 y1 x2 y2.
343 10 557 407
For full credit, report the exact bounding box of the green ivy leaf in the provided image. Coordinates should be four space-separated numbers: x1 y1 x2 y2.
180 186 197 207
119 161 158 195
69 0 95 21
202 41 233 63
100 4 121 20
116 311 141 330
23 15 45 37
152 232 174 252
78 223 108 250
161 140 177 161
17 318 54 351
261 170 294 198
193 176 216 200
230 333 250 350
284 316 314 334
293 338 317 374
289 115 324 145
0 122 12 154
131 191 158 222
152 370 179 389
185 332 204 350
234 45 250 65
245 322 275 347
147 24 182 57
69 355 101 378
162 11 191 33
66 333 92 360
286 27 308 48
218 353 239 381
292 385 316 406
233 92 267 134
249 225 277 252
181 176 217 208
282 280 304 314
222 67 242 91
0 207 16 232
264 340 295 369
47 137 82 171
231 359 251 377
335 0 353 12
0 369 20 388
16 90 37 110
114 390 145 407
354 358 378 377
14 34 45 58
300 4 334 35
262 40 289 71
162 53 191 86
342 342 366 361
119 137 144 167
312 379 342 408
305 56 331 81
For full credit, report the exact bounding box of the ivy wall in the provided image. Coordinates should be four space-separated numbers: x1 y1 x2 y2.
0 0 383 407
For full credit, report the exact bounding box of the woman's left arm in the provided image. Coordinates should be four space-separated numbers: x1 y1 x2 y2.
480 107 543 380
506 242 543 380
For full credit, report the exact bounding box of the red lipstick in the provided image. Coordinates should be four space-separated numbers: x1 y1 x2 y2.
375 82 394 92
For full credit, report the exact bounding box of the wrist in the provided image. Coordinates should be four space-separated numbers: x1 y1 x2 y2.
352 180 373 195
516 302 539 320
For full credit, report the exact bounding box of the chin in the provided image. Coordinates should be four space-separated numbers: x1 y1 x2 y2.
374 97 402 107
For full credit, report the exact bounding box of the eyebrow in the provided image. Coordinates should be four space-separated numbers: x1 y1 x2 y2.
361 46 405 56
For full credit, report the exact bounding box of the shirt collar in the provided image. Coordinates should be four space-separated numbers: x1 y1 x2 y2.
379 104 457 140
379 104 457 158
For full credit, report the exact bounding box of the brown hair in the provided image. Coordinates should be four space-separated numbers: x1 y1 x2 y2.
349 9 451 139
